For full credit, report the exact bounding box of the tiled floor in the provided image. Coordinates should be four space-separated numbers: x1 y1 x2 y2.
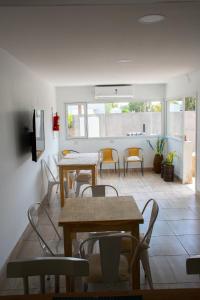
1 170 200 294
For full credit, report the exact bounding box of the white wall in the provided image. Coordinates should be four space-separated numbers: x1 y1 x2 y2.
166 70 200 192
0 49 58 271
56 84 165 169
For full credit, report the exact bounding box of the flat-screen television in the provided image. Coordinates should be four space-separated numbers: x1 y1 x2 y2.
32 109 45 162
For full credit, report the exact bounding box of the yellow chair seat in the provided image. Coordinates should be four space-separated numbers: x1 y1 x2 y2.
126 156 141 162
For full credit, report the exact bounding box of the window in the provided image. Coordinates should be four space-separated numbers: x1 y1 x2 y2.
167 100 183 138
185 97 196 111
66 101 162 138
66 103 86 138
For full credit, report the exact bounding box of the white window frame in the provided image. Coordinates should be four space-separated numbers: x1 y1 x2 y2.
65 103 88 139
65 100 163 139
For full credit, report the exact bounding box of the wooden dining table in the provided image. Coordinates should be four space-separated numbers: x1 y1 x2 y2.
58 195 144 290
57 153 99 207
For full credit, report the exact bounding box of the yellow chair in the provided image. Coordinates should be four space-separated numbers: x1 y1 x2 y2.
123 147 144 176
99 148 120 176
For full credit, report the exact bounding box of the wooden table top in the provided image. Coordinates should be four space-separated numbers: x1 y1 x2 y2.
57 153 99 166
58 196 143 225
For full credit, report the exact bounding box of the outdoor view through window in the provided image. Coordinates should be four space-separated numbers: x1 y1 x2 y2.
66 101 162 138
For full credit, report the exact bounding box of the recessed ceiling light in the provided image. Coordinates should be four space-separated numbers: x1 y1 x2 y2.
117 59 132 63
138 14 165 24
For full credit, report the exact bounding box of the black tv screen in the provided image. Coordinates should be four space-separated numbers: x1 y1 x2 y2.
32 109 45 162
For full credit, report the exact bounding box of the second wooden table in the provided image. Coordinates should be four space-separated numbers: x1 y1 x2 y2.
58 196 144 289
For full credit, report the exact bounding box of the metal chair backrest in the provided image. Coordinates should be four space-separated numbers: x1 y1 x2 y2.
126 147 142 157
141 199 159 246
80 233 139 285
42 159 57 183
81 184 119 197
27 203 61 256
7 257 89 294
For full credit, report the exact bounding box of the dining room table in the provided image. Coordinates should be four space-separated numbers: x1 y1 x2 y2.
57 152 99 207
58 195 144 290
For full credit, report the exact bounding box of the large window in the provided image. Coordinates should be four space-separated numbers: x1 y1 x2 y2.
66 103 86 138
66 101 162 138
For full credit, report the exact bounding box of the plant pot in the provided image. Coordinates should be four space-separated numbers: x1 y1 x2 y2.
163 164 174 182
153 154 163 173
161 163 164 178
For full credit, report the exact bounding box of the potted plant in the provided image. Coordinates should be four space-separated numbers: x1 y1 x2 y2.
163 151 177 182
147 137 166 173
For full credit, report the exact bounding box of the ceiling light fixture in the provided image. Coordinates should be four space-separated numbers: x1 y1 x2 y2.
117 59 132 63
138 14 165 24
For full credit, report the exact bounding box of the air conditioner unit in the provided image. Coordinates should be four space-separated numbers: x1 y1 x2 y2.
94 85 134 98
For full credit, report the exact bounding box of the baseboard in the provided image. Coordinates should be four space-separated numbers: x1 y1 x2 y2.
0 195 47 289
99 167 153 174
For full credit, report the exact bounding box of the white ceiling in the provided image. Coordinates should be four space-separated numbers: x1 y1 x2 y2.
0 0 200 86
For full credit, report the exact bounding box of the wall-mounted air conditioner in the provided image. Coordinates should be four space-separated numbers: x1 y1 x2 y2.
94 85 134 98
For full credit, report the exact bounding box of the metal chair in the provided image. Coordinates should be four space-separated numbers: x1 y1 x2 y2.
79 233 139 290
7 257 89 294
61 150 92 197
99 148 120 176
121 199 159 289
81 185 119 255
123 147 144 176
27 202 63 256
42 159 68 204
75 171 92 197
81 184 119 197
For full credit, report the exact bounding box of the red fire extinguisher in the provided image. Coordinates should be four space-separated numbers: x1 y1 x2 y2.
53 112 60 131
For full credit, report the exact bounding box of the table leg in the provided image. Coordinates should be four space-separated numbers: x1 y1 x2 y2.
63 227 73 291
59 167 65 208
131 225 140 289
91 166 97 186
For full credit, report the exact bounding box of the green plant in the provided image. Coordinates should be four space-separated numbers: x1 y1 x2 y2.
67 113 73 128
165 151 177 165
155 137 166 155
147 137 166 156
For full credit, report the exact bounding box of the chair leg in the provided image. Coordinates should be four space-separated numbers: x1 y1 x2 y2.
87 239 96 255
126 161 128 174
141 161 144 176
75 182 82 197
47 182 54 205
100 162 102 177
124 160 126 176
64 180 68 198
115 163 117 173
55 275 59 293
56 184 59 194
140 250 153 289
118 161 120 176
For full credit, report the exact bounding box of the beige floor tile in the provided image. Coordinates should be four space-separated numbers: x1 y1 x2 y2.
158 208 200 221
16 241 43 259
150 255 200 284
168 220 200 235
177 235 200 255
149 236 187 256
